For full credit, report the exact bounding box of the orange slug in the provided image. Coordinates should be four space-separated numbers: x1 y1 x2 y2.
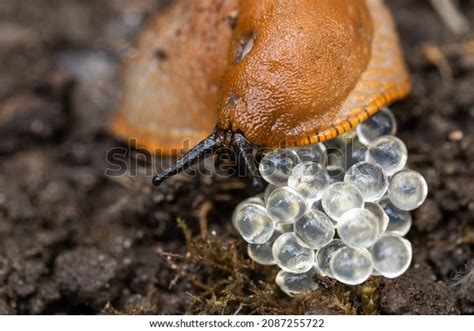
109 0 411 185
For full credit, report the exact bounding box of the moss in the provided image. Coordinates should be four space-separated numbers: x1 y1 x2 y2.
171 219 297 314
358 278 381 315
169 219 382 314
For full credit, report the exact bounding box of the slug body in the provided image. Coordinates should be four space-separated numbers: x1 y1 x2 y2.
218 0 410 147
110 0 411 185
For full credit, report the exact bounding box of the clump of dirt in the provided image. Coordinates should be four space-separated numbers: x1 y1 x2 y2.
0 0 472 314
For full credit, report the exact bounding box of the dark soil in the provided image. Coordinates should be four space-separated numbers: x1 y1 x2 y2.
0 0 473 315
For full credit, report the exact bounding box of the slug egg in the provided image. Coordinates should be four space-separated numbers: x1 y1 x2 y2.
337 208 379 248
364 202 389 235
365 136 407 176
232 202 275 244
288 161 330 201
370 234 412 278
294 210 335 249
322 182 364 222
357 107 397 145
247 231 281 265
315 239 346 277
295 143 327 164
329 246 373 285
275 267 319 296
388 169 428 211
344 161 388 202
259 149 300 185
272 232 315 273
378 197 412 236
266 187 306 225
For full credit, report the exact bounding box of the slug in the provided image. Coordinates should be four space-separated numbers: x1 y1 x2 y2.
110 0 411 185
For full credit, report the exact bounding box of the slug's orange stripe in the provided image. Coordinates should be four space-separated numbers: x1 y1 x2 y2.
285 80 411 147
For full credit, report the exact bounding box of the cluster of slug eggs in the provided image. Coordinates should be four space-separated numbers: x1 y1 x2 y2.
232 108 428 296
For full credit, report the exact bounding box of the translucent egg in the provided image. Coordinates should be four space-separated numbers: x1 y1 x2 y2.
266 187 306 225
329 247 373 285
364 202 389 235
337 208 379 248
294 210 335 249
288 162 330 200
272 232 315 273
247 231 281 265
344 161 388 202
315 239 345 277
365 136 407 176
275 267 319 296
259 149 300 185
378 197 412 236
232 202 275 244
322 182 364 222
370 235 412 278
357 107 397 145
295 143 327 165
388 169 428 211
232 203 275 244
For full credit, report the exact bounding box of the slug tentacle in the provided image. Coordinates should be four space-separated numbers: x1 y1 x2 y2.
233 133 264 188
153 129 223 186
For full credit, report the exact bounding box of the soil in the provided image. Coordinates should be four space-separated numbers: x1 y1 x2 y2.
0 0 473 315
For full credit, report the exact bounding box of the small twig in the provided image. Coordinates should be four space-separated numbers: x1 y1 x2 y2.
422 42 453 84
176 218 193 244
198 201 212 239
220 181 248 190
430 0 470 36
233 303 244 315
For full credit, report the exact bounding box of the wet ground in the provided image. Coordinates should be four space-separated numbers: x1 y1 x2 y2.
0 0 472 314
